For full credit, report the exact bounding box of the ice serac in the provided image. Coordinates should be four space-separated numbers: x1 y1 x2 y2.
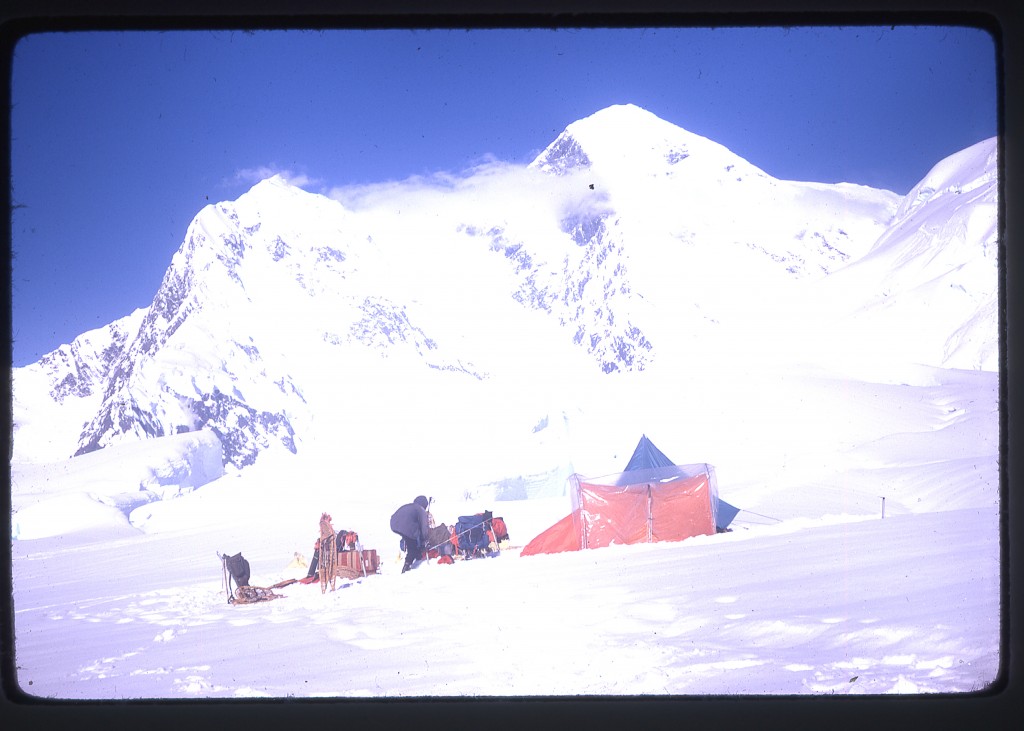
11 428 225 539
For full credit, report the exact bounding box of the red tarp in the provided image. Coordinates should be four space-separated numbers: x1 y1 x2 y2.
519 511 579 556
521 471 716 557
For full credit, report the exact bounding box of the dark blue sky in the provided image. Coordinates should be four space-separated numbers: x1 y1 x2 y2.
9 26 997 366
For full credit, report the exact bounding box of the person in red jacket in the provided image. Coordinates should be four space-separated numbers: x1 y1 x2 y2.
390 495 430 573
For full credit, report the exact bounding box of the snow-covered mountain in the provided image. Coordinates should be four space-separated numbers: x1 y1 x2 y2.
11 308 147 463
804 136 999 373
11 104 998 491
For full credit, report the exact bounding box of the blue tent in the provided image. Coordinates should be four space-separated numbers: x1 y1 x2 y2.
621 434 675 473
619 435 740 531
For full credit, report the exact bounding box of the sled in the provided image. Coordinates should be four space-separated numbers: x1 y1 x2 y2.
332 548 380 579
231 585 283 604
297 548 380 583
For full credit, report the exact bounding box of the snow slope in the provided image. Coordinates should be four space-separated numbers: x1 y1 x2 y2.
8 362 1000 699
800 137 999 374
9 505 998 699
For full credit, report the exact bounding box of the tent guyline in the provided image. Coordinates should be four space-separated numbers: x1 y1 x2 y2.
424 512 507 555
738 509 782 524
417 498 501 556
425 528 467 554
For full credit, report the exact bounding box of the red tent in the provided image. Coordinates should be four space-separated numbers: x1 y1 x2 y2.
521 461 719 557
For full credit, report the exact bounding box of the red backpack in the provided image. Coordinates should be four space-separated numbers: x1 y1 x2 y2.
491 516 509 543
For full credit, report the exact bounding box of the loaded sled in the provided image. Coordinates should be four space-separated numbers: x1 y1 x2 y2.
219 551 287 604
426 511 511 562
332 547 382 579
301 524 382 585
298 548 380 583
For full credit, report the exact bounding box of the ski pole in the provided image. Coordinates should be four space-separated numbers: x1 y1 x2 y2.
355 539 368 577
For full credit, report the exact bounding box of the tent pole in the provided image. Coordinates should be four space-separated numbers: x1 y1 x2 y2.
647 484 653 543
490 516 500 556
571 474 587 550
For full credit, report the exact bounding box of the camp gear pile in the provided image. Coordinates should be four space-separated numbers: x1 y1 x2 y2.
425 510 511 561
216 506 512 604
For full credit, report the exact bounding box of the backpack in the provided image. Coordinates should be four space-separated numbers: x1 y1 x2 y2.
491 516 509 543
428 523 454 557
455 513 492 556
335 530 359 552
219 551 285 604
224 552 251 587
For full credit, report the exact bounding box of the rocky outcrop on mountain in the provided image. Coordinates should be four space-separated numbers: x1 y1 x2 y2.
29 309 146 403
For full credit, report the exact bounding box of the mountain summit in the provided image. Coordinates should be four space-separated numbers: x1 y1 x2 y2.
532 103 769 184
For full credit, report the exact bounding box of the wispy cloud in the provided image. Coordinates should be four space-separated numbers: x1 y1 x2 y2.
326 157 608 226
228 165 322 190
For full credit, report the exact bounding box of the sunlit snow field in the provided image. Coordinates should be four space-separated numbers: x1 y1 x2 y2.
10 363 1000 698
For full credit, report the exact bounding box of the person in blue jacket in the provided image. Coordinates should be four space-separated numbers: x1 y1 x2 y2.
390 495 431 573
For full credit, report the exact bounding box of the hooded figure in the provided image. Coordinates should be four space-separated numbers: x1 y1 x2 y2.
390 495 430 573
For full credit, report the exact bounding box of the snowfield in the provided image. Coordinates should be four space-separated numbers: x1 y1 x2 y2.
9 365 1002 701
10 505 999 699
